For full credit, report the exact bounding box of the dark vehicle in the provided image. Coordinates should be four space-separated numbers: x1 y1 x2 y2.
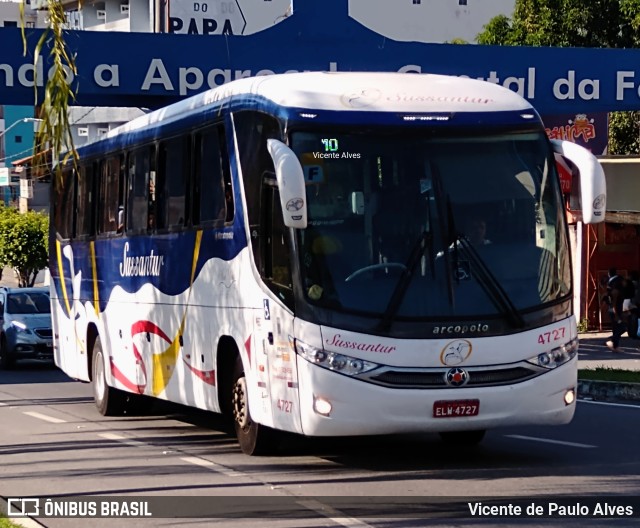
0 287 53 368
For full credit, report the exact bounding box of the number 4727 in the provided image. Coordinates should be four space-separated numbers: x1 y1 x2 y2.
538 327 566 344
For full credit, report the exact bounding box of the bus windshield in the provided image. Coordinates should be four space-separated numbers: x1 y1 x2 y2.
291 129 571 320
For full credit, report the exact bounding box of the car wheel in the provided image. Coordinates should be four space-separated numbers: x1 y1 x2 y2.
0 335 15 370
92 336 127 416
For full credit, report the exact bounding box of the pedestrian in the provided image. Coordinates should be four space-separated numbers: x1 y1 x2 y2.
622 278 635 336
623 271 640 339
605 268 625 351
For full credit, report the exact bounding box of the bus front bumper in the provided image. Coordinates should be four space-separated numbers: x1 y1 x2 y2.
296 357 577 437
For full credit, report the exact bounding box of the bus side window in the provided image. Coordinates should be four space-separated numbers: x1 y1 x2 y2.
193 124 230 226
264 186 293 309
117 155 126 233
148 163 158 231
98 156 121 235
53 168 76 240
159 136 189 230
76 163 95 237
221 128 234 223
127 147 151 233
235 111 282 273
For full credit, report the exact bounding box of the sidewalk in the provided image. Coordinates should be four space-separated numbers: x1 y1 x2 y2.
577 331 640 403
578 331 640 372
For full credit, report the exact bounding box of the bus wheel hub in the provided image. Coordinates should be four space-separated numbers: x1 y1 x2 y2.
232 377 249 429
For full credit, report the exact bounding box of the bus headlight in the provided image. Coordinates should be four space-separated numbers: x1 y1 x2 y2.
294 339 380 376
526 338 579 369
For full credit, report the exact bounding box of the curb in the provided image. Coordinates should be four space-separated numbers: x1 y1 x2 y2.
577 379 640 403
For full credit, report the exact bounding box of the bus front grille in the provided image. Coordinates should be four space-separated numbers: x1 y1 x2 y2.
365 365 544 389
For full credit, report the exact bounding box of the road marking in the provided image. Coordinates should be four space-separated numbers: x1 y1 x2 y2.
579 399 640 409
180 456 243 478
506 434 596 448
23 411 66 424
98 432 146 447
96 434 245 478
297 499 375 528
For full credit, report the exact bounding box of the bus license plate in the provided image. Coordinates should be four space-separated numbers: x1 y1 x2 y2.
433 399 480 418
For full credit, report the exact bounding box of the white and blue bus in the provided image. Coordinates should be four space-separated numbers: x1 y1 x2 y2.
51 72 606 455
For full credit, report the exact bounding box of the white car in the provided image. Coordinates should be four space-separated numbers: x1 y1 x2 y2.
0 286 53 369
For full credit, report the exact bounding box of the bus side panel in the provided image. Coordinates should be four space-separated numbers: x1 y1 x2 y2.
256 296 302 434
95 245 262 414
184 248 262 413
51 240 93 382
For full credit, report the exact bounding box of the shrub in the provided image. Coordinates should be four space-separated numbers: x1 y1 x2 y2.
0 209 49 287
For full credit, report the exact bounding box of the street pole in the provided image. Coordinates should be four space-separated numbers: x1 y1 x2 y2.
0 117 42 141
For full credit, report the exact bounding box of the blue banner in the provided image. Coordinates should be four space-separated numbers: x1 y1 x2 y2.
2 1 640 113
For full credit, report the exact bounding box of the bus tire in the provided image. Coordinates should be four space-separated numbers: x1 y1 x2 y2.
231 357 275 456
92 336 127 416
124 394 154 416
0 335 15 370
439 430 486 446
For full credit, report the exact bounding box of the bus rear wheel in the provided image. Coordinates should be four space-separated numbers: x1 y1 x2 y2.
231 357 275 456
0 335 15 370
92 336 127 416
439 430 486 446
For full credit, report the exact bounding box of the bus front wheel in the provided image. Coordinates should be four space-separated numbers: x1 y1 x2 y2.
439 430 486 446
231 357 275 456
92 336 127 416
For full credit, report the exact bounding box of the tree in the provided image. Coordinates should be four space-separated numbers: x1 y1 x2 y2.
476 0 640 153
20 1 78 179
0 2 78 287
608 111 640 153
478 0 638 47
476 15 513 46
0 206 20 281
0 210 49 287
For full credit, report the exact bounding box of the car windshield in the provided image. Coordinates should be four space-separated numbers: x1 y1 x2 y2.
6 292 51 314
291 129 571 320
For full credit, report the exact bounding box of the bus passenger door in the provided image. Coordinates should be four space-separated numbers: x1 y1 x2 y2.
263 300 300 433
259 180 303 434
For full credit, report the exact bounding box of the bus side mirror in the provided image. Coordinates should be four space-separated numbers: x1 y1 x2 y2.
551 139 606 224
267 139 307 229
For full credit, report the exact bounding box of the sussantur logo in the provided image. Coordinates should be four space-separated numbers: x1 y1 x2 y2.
593 194 605 209
445 367 469 387
286 197 304 211
440 339 472 366
340 88 382 108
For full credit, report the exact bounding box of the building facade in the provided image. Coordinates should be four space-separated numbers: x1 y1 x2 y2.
0 1 47 206
349 0 515 43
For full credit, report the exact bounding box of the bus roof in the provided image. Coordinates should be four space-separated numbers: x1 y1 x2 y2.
108 72 534 139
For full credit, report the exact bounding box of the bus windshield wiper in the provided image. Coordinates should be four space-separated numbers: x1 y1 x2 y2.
376 229 432 333
454 231 525 329
440 191 523 329
432 166 455 309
